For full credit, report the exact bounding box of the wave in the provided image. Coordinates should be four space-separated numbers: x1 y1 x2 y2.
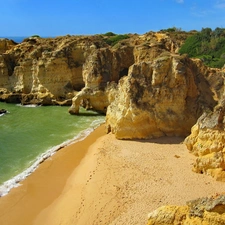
16 104 40 108
0 118 105 197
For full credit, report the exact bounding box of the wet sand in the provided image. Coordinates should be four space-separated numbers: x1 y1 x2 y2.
1 125 225 225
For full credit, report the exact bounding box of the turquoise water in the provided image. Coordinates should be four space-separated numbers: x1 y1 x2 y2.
0 102 104 195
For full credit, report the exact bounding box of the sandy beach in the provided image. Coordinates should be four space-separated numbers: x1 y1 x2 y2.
1 124 225 225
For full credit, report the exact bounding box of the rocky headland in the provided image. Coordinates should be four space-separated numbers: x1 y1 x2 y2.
1 30 225 224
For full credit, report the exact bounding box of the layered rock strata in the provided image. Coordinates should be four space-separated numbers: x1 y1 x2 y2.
147 194 225 225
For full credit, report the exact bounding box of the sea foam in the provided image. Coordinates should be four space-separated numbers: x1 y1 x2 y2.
0 118 105 197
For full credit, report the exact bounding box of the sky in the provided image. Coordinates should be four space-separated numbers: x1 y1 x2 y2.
0 0 225 37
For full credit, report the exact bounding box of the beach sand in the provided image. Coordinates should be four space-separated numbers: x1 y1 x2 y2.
1 124 225 225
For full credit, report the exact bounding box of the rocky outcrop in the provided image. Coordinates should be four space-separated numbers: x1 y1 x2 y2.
105 55 217 139
0 32 188 106
68 31 191 114
0 35 108 105
185 105 225 181
0 38 17 54
147 194 225 225
68 45 134 114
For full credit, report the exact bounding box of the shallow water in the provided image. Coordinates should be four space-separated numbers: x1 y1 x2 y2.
0 102 104 195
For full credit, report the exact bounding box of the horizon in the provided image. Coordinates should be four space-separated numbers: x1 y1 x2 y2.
0 0 225 37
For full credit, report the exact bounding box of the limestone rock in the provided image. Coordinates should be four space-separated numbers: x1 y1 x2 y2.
0 31 191 107
0 35 106 105
184 107 225 181
68 45 134 114
147 195 225 225
68 31 189 114
0 38 17 54
105 55 217 139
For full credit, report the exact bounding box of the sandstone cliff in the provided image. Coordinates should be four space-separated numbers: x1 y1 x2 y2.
0 35 108 105
68 31 187 114
0 38 17 54
147 194 225 225
0 32 186 106
105 55 218 139
185 97 225 181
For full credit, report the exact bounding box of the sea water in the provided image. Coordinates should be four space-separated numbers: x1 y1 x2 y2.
0 102 105 196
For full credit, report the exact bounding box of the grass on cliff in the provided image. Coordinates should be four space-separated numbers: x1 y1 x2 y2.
179 27 225 68
102 32 130 46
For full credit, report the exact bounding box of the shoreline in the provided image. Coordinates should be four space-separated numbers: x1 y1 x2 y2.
0 124 105 225
1 125 225 224
0 119 104 197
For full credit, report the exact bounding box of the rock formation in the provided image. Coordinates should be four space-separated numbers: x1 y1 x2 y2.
0 38 17 54
68 31 191 114
185 82 225 181
147 194 225 225
1 31 225 223
0 35 108 105
105 55 218 139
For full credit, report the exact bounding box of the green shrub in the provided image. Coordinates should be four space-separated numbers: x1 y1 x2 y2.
105 34 130 46
103 32 116 36
30 35 40 38
179 27 225 68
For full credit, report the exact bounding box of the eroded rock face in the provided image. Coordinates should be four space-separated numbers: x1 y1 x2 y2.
185 107 225 181
147 194 225 225
105 55 217 139
0 31 191 107
0 38 17 54
68 45 134 114
0 36 106 105
68 31 189 114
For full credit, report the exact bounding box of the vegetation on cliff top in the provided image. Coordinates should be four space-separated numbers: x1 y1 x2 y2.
102 32 130 46
179 27 225 68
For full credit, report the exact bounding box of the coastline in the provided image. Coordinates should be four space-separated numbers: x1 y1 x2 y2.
0 117 104 197
1 125 225 224
0 124 105 225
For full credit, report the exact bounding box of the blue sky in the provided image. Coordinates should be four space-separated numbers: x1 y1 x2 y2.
0 0 225 37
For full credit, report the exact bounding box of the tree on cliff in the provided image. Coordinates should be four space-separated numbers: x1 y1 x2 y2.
179 27 225 68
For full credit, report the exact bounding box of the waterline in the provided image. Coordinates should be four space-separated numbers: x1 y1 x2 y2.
0 102 105 196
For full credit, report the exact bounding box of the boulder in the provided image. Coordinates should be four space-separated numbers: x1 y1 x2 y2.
147 194 225 225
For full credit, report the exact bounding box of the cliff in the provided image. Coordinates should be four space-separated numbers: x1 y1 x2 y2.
185 98 225 181
0 35 107 105
0 38 17 54
1 31 225 180
2 31 225 222
105 55 218 139
68 31 187 114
